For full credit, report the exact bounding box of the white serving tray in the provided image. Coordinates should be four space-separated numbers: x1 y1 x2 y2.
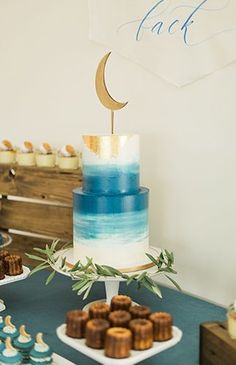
0 232 12 248
25 353 75 365
52 353 75 365
0 266 30 286
57 324 182 365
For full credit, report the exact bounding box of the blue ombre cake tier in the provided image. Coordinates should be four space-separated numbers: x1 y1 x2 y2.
73 187 149 268
83 163 139 194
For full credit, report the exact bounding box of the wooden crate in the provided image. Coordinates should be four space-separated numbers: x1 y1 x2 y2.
200 321 236 365
0 163 82 266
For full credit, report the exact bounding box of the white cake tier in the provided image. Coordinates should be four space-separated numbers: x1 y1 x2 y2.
73 238 149 269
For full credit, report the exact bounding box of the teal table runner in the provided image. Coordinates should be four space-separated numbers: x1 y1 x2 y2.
1 271 226 365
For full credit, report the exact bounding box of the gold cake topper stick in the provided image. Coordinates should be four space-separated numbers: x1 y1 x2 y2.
95 52 128 135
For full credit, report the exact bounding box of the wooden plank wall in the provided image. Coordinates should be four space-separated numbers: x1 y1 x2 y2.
0 163 82 266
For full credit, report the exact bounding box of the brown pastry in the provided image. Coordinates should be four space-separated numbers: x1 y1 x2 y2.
109 310 131 328
111 295 132 312
129 319 153 350
149 312 172 341
129 305 151 319
105 327 132 358
0 260 5 280
66 310 88 338
4 255 23 276
85 319 110 349
89 302 110 320
0 250 10 271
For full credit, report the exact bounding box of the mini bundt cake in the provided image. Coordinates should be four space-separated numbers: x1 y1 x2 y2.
110 295 132 312
89 302 110 320
66 310 89 338
129 305 151 319
109 310 131 328
0 250 10 271
129 319 153 350
0 261 5 280
105 327 132 358
85 319 110 349
149 312 173 341
4 255 23 276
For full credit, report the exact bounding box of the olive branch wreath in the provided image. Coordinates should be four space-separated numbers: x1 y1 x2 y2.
26 240 181 300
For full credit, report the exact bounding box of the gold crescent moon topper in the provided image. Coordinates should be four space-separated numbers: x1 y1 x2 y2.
95 52 128 134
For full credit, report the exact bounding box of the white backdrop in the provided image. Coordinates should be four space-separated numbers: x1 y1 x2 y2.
0 0 235 306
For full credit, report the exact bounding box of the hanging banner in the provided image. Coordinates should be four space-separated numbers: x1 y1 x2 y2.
89 0 236 86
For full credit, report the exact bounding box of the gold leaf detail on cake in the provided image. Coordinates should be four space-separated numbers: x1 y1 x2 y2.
83 135 129 159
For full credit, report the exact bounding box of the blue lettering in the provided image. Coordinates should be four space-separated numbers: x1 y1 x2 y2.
181 0 209 44
168 19 179 34
152 21 164 35
135 0 211 46
136 0 165 41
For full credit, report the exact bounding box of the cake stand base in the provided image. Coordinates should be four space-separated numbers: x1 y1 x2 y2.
52 247 159 307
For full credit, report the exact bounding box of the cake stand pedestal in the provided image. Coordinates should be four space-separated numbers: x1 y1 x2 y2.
52 247 159 309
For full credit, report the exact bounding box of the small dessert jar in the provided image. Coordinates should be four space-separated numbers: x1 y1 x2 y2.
17 141 35 166
0 140 16 164
227 303 236 339
58 145 79 170
36 143 56 167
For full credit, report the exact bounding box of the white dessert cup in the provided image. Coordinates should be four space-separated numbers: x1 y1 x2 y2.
36 153 56 167
0 151 16 164
17 152 35 166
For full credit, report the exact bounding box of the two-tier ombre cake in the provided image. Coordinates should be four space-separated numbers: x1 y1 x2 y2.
73 134 149 268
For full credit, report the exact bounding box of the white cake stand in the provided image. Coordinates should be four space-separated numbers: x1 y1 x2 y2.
52 247 160 309
0 266 30 312
57 324 182 365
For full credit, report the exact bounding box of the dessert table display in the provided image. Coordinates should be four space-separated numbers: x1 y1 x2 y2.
0 269 226 365
27 54 181 308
